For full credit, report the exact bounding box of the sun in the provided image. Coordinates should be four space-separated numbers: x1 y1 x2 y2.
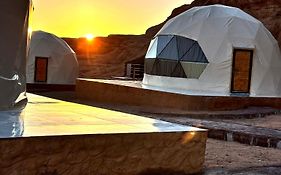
85 33 95 41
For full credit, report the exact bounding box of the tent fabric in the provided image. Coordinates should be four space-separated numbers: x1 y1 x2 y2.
143 5 281 97
27 31 79 85
0 0 31 110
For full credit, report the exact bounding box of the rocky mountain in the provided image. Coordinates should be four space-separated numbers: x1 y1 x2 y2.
65 0 281 79
146 0 281 46
64 35 150 78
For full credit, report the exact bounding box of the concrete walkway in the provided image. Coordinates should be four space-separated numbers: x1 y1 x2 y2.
200 166 281 175
157 116 281 149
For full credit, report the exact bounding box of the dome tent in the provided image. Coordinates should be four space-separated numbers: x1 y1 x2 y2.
143 5 281 97
27 31 79 85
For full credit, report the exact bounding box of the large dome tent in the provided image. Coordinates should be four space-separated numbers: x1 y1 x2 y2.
27 31 79 85
143 5 281 97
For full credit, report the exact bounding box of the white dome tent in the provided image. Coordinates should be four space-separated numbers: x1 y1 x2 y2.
27 31 79 85
143 5 281 97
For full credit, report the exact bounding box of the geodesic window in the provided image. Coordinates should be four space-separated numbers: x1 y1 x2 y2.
145 35 208 79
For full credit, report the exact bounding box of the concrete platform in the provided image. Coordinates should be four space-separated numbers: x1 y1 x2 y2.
0 94 207 175
76 78 281 111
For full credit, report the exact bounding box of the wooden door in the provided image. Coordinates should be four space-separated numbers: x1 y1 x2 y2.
231 49 253 93
34 57 48 82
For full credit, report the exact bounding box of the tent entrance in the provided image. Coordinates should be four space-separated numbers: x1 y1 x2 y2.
34 56 48 83
231 49 253 94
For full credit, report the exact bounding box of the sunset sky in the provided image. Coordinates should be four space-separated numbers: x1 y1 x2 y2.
32 0 192 38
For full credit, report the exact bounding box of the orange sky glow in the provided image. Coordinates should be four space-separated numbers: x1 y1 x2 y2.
32 0 192 38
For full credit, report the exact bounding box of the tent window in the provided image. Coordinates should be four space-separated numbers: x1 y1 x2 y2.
177 36 196 59
150 59 186 78
144 58 155 74
157 35 174 55
180 41 208 63
145 35 208 78
157 36 179 60
34 57 48 82
151 35 208 63
181 61 207 79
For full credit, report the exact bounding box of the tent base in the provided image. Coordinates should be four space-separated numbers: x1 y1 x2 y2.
76 78 281 111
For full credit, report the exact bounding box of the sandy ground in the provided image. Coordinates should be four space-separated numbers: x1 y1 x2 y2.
32 91 281 174
205 139 281 169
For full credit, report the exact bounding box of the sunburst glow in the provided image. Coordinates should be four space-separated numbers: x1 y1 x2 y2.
85 34 94 41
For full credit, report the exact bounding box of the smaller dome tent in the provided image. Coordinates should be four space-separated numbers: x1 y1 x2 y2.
27 31 79 85
143 5 281 97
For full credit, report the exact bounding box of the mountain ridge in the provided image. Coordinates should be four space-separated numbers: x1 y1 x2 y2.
64 0 281 78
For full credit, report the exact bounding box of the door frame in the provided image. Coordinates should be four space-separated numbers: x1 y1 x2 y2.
230 49 254 94
34 56 49 83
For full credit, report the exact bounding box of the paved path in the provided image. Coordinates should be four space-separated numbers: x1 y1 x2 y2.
200 166 281 175
157 116 281 149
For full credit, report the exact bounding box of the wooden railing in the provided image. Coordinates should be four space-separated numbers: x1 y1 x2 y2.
126 63 144 79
